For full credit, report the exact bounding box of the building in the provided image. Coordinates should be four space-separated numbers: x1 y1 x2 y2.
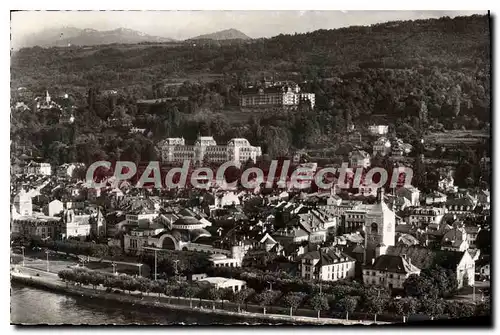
364 189 396 264
425 191 447 205
23 162 51 176
396 186 420 207
61 209 90 239
406 206 446 227
197 277 247 292
160 135 261 165
239 82 315 109
363 254 421 290
385 245 475 289
438 175 458 194
441 226 469 252
373 137 391 157
45 199 64 217
445 195 477 214
349 150 371 169
368 125 389 136
57 163 85 178
300 247 356 281
12 189 33 217
11 215 61 240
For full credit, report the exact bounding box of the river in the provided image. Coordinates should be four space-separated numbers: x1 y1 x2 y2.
11 283 290 325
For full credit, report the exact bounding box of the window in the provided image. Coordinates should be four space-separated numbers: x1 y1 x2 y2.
371 222 378 234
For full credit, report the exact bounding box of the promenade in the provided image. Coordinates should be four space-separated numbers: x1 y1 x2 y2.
11 266 389 326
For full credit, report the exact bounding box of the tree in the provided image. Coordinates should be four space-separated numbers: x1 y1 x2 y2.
232 288 255 313
419 298 445 319
336 296 358 320
309 293 329 319
184 284 201 308
403 274 439 299
282 292 307 317
475 300 491 316
394 297 419 322
206 287 222 310
253 290 281 315
362 287 390 322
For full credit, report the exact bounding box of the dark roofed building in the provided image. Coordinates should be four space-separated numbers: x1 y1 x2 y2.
363 253 420 290
385 245 475 288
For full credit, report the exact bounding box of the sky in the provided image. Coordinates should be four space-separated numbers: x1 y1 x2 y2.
11 10 487 43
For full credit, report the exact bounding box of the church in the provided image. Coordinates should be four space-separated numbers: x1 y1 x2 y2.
363 188 396 264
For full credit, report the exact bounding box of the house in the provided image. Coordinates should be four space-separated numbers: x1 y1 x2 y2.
23 161 52 176
372 137 391 157
368 125 389 136
445 195 477 214
197 277 247 292
349 150 371 169
406 206 446 227
476 256 490 280
57 163 85 178
464 225 481 247
44 199 64 217
438 175 458 193
396 186 420 207
441 225 469 252
300 247 356 281
363 254 420 290
425 191 447 205
61 209 92 239
12 189 33 217
385 245 475 289
11 214 62 240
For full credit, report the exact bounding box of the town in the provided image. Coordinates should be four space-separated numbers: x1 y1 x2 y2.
10 12 491 325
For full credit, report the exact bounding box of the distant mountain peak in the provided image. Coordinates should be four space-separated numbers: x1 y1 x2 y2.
188 28 251 41
15 27 176 49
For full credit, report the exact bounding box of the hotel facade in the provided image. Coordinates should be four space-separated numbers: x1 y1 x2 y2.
159 135 262 165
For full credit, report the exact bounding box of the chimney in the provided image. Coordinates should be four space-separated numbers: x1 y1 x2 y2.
377 188 384 203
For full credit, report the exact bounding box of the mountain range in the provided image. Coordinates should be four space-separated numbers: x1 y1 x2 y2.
14 27 251 49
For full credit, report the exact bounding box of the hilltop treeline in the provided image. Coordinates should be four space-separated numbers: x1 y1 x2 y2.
11 15 491 179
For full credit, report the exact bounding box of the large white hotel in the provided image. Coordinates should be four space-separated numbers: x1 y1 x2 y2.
159 135 262 165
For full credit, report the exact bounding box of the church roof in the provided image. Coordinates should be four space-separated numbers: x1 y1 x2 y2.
367 255 420 274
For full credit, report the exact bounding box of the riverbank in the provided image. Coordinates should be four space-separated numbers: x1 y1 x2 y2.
11 271 385 325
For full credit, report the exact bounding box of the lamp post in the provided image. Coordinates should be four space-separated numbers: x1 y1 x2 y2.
143 247 161 281
173 260 179 281
154 249 157 281
21 246 25 267
45 250 50 272
112 262 116 275
138 263 143 277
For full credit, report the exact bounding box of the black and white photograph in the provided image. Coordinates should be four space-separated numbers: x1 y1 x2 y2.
8 8 492 326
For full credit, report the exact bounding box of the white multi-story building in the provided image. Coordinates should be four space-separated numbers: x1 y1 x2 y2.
160 135 261 165
23 162 51 176
300 247 356 281
240 82 316 109
368 125 389 136
407 206 447 226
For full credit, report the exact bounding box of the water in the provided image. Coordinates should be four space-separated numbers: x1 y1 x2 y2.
10 283 284 325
